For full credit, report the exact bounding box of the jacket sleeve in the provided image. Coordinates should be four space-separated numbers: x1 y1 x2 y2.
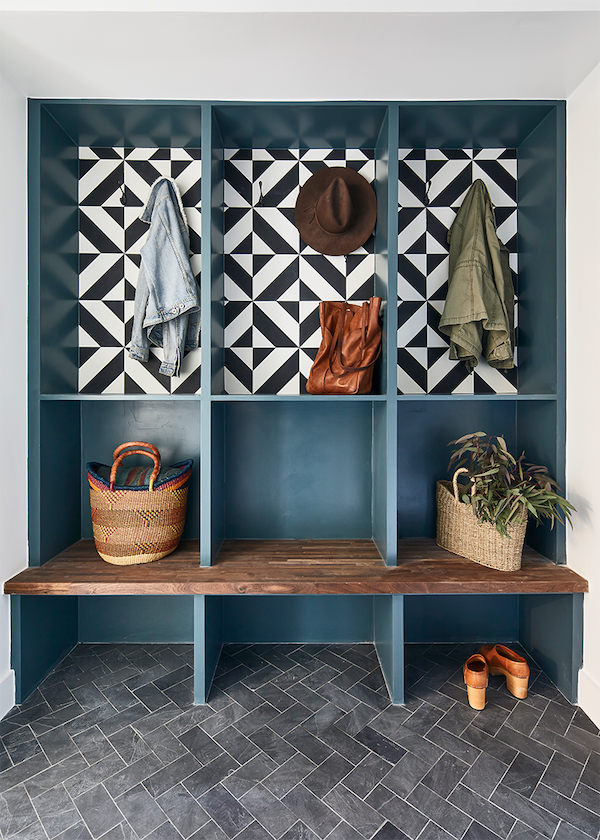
439 181 514 372
128 261 151 363
138 192 199 330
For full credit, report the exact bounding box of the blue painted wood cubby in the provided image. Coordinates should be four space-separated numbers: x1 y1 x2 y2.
13 98 583 708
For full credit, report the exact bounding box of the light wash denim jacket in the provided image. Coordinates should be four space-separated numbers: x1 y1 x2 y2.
129 177 200 377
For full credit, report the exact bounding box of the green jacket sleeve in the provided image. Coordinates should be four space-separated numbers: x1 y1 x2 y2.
439 179 515 372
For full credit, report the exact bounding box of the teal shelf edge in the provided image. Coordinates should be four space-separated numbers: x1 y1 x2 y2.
38 393 558 402
40 394 202 401
396 394 558 401
211 394 388 402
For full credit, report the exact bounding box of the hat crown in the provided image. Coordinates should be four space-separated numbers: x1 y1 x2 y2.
315 177 356 236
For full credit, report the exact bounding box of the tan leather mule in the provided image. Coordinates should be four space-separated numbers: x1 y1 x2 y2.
480 644 530 699
463 653 489 710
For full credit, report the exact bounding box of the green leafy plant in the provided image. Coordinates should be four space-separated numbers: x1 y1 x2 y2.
448 431 575 538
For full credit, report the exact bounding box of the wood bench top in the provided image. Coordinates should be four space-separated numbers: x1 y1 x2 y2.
3 539 589 596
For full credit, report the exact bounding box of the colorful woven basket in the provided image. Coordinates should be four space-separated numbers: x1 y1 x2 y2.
436 468 527 572
87 442 192 566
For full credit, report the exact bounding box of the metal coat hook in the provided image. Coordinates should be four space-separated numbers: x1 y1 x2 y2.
119 181 127 206
424 179 432 206
257 180 265 207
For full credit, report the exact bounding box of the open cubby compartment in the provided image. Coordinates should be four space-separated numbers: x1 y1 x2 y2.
397 397 563 562
32 101 203 397
206 398 391 562
397 101 565 397
403 589 583 703
206 103 393 396
32 399 201 566
19 397 201 702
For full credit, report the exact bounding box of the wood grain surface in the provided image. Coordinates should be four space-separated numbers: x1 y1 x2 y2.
3 539 588 596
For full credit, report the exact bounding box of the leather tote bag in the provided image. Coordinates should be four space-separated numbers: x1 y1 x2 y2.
306 297 382 395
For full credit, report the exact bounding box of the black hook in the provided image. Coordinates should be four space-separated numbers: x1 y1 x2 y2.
424 179 432 206
257 180 265 207
119 180 127 206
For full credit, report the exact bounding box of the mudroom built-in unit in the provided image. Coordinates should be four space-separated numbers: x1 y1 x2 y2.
6 99 587 707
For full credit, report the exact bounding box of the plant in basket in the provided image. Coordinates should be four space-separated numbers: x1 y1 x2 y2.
436 431 575 571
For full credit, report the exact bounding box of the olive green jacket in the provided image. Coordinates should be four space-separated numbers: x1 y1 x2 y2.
439 179 514 372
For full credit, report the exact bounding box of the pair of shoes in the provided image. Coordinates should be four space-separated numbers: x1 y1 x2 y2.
480 644 530 699
463 644 530 709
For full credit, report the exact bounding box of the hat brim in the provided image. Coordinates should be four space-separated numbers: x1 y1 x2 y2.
294 167 377 257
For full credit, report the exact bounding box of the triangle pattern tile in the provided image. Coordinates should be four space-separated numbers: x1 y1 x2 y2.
397 148 518 395
77 147 201 394
223 149 376 394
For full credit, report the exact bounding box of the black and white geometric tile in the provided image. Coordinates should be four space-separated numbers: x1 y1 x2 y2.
78 147 202 395
223 149 375 395
397 149 519 395
1 642 599 840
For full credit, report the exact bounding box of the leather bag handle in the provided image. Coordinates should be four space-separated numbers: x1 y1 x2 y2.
329 299 382 374
113 441 160 461
109 442 161 492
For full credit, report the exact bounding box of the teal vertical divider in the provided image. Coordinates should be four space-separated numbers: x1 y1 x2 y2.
200 104 223 565
210 108 226 562
374 594 404 704
194 595 223 703
517 103 566 564
27 101 42 566
519 593 583 704
373 105 399 565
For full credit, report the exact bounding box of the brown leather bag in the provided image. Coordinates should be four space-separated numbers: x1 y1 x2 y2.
306 297 382 395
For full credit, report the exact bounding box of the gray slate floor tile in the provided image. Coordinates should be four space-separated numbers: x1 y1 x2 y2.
115 782 168 838
221 753 278 799
240 783 298 838
156 783 210 838
199 783 255 838
501 752 547 798
1 643 599 840
0 782 39 838
261 753 316 799
74 783 123 839
323 782 386 838
34 782 84 838
282 783 342 839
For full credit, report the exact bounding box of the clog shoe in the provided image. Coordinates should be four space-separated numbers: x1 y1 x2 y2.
480 644 530 699
463 653 489 710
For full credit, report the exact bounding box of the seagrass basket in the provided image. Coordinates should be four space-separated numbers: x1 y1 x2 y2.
436 468 527 571
87 442 192 566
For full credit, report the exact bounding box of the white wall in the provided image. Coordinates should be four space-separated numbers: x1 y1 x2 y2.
566 60 600 728
0 10 599 101
0 67 28 718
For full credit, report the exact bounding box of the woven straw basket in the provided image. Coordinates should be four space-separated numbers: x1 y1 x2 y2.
87 442 192 566
436 468 527 571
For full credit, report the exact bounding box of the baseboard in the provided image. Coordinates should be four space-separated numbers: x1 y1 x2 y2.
577 669 600 729
0 669 15 719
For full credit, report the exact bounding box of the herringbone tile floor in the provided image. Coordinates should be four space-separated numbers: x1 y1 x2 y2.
0 643 598 840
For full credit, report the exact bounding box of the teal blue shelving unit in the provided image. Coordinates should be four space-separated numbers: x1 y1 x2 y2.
12 98 578 707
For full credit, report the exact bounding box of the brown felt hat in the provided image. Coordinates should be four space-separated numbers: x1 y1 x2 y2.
294 166 377 256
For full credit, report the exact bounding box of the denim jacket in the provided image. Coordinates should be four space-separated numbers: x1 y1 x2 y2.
439 179 514 372
129 177 200 377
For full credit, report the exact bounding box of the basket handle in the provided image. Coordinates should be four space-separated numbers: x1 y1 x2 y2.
452 467 476 502
110 442 161 492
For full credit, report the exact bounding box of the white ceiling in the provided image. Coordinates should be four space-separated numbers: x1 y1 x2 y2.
1 8 599 100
